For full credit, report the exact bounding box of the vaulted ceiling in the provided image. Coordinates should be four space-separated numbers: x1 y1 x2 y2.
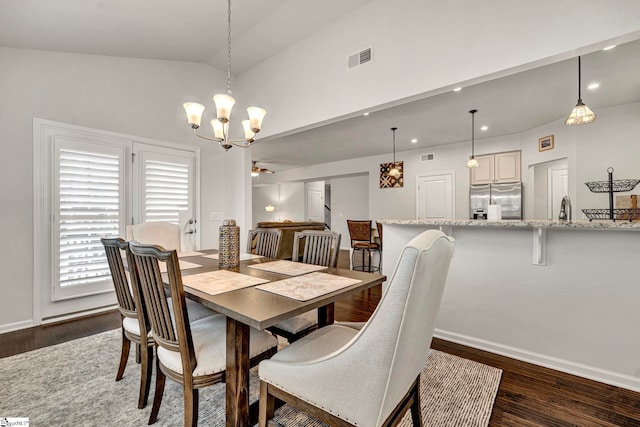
2 1 639 172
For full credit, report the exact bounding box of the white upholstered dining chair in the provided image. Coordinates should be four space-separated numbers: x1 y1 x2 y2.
127 221 182 251
258 229 455 426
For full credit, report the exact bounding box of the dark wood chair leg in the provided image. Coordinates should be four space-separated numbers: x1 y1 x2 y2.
116 328 130 381
136 342 141 364
138 344 153 409
259 381 275 427
410 376 422 427
183 386 199 427
149 356 165 425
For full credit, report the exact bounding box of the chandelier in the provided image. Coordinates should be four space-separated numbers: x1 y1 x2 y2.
183 0 266 150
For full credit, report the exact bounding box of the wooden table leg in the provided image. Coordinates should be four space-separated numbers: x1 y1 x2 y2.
226 317 250 427
318 302 335 328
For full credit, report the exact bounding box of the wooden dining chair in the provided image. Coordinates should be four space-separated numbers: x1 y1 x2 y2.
101 237 154 409
247 228 282 258
347 219 381 272
258 229 455 427
268 230 341 342
129 242 278 427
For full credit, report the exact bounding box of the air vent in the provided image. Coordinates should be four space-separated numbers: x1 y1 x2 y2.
347 46 373 70
420 153 435 162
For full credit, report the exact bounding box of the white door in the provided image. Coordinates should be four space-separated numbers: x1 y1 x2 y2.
307 189 324 223
548 168 569 220
417 173 454 219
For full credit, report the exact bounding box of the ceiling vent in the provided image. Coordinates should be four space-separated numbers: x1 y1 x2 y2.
347 46 373 70
420 153 436 162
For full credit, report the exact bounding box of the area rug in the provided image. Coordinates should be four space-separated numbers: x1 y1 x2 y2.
0 329 501 426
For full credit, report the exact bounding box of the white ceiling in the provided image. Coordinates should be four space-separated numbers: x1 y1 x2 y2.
2 1 639 173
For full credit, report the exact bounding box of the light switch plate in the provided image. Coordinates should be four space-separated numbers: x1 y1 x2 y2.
209 211 224 221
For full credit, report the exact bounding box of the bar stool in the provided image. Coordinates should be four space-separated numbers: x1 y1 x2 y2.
347 219 380 272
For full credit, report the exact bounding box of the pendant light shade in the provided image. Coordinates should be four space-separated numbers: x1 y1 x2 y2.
565 56 596 125
466 109 479 168
389 127 401 178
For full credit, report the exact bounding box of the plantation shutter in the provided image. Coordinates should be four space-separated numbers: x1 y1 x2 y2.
144 159 190 224
133 144 196 229
53 138 126 300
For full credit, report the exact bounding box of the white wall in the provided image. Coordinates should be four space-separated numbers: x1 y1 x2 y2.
329 175 369 249
383 224 640 392
252 185 280 226
0 47 229 330
238 0 640 139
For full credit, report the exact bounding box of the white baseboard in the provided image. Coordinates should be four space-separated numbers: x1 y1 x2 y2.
41 304 119 325
434 329 640 393
0 319 35 334
0 305 119 334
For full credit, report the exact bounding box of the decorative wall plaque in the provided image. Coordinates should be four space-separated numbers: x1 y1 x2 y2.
380 161 404 188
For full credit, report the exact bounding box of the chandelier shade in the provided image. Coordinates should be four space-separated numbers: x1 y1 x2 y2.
466 109 479 168
564 56 596 125
182 0 266 150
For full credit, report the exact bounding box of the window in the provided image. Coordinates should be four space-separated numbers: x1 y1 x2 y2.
34 119 199 321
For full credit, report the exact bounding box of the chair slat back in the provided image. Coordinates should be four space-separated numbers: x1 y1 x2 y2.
292 230 341 267
129 243 195 362
346 220 372 245
101 238 136 318
247 228 282 258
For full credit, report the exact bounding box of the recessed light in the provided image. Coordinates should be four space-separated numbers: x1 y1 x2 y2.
602 45 616 51
411 138 418 143
480 125 488 131
587 82 600 90
453 87 462 92
362 112 370 116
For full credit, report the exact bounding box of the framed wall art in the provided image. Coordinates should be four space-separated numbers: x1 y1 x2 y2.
538 135 554 152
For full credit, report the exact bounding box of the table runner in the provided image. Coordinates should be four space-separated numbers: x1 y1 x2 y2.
256 272 361 301
182 270 269 296
247 260 327 276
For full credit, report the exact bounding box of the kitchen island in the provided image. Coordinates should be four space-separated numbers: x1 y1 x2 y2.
380 219 640 392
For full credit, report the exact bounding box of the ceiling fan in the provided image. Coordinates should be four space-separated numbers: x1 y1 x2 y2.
251 161 275 176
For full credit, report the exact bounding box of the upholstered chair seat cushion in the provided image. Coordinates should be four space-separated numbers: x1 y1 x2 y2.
353 241 379 249
122 298 214 337
157 315 278 377
273 310 317 334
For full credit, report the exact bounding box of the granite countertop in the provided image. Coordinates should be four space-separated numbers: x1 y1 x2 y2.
379 219 640 230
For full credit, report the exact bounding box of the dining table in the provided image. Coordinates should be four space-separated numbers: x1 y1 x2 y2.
174 250 386 427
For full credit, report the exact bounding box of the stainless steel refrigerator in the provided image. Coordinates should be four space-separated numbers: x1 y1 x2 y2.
469 182 522 219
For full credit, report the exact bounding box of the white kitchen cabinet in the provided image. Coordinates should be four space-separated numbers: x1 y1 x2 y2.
470 151 521 184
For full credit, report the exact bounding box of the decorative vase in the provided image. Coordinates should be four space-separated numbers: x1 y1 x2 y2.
219 219 240 268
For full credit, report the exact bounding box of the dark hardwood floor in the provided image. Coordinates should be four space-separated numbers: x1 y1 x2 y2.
2 251 639 426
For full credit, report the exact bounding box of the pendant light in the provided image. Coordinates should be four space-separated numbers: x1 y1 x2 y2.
466 109 479 168
389 127 401 178
564 56 596 125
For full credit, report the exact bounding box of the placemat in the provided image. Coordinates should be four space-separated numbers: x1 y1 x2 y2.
202 253 264 261
177 251 205 257
182 270 269 296
247 260 327 276
256 272 361 301
159 259 202 273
